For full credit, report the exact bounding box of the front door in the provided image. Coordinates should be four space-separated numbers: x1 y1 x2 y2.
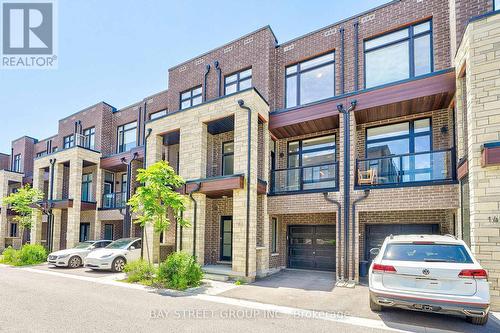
220 216 232 261
79 223 90 242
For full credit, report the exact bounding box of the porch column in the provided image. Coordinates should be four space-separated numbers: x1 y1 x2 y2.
232 108 259 279
31 166 46 244
94 166 103 240
51 209 62 251
257 120 270 276
0 174 8 249
66 159 83 248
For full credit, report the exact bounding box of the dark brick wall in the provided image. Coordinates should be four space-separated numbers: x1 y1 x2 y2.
11 136 36 177
0 153 10 170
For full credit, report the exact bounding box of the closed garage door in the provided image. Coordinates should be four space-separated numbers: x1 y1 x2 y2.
288 225 336 271
364 224 439 261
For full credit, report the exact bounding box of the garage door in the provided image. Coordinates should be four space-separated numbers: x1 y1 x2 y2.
288 225 336 271
364 224 439 261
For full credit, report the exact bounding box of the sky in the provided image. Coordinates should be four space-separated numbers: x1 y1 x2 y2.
0 0 389 153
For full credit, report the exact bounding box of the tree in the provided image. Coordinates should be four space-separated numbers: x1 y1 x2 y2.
2 184 44 244
128 161 189 264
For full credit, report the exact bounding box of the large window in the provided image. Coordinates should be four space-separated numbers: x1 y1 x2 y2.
285 52 335 108
63 135 74 149
83 127 95 150
117 122 137 153
364 21 432 88
150 109 167 120
365 118 432 182
81 173 93 201
496 0 499 11
180 86 202 110
287 135 336 190
13 154 21 172
224 68 252 95
222 141 234 176
10 223 18 237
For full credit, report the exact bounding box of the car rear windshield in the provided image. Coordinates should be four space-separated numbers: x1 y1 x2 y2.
383 243 473 263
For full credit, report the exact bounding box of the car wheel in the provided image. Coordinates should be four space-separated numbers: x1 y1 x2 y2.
369 296 383 312
68 256 82 268
112 257 126 272
466 314 488 325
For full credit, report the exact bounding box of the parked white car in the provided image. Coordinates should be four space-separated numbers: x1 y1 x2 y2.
84 238 141 272
369 234 490 325
48 240 112 268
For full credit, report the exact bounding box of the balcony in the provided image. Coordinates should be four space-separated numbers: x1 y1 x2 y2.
101 192 127 209
356 149 456 188
270 162 339 195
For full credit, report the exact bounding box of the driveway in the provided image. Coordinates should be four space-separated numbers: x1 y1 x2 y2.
219 269 500 333
24 262 124 279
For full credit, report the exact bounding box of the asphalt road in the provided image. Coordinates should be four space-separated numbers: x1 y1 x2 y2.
0 265 390 333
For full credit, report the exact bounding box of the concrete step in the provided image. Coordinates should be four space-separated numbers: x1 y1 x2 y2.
203 273 230 282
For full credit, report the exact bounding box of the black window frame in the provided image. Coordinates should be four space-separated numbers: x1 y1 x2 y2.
271 217 278 253
222 141 234 176
364 20 434 89
287 134 336 168
10 223 17 237
83 127 95 150
116 121 137 153
224 68 252 95
13 154 21 172
63 135 75 149
81 173 93 202
180 86 203 110
104 224 114 240
285 52 336 108
150 109 167 120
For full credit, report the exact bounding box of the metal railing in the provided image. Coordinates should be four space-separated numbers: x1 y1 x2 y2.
270 162 339 194
356 148 456 187
101 192 127 209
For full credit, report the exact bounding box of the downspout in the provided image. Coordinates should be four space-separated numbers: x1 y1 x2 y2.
137 106 142 147
10 148 13 171
48 158 56 251
340 27 345 95
188 183 201 257
141 128 152 259
237 99 252 278
351 189 369 281
203 64 211 101
353 21 359 91
214 61 222 97
142 102 147 145
323 193 341 279
337 100 357 281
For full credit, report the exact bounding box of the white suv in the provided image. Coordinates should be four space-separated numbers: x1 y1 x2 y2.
369 234 490 325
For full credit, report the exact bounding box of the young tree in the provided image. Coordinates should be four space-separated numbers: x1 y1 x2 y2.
128 161 189 264
2 184 44 244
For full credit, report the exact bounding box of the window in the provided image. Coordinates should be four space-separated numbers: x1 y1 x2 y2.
79 223 90 242
63 135 75 149
10 223 17 237
104 224 114 240
52 146 58 153
365 21 432 88
36 151 47 157
81 173 93 202
180 86 202 110
13 154 21 172
271 218 278 253
117 122 137 153
150 109 167 120
103 172 114 195
224 68 252 95
287 135 336 190
83 127 95 150
121 173 128 193
222 141 234 176
285 52 335 108
496 0 499 11
366 118 432 182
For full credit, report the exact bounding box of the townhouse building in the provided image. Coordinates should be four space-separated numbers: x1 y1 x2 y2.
0 0 499 309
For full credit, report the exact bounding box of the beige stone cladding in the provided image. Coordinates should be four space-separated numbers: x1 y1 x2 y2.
31 147 101 249
146 89 269 278
455 12 500 310
0 170 24 250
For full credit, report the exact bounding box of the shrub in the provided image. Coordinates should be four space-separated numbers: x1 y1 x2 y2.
1 247 19 264
157 252 203 290
124 260 156 283
1 244 46 266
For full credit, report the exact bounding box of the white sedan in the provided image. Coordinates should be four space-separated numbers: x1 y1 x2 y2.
369 234 490 325
84 238 141 272
48 240 112 268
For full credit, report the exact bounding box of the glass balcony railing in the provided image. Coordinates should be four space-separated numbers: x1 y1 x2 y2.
102 192 127 209
356 148 456 187
270 162 339 194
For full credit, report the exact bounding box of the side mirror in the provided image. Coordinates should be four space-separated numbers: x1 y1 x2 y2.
369 248 380 257
130 246 136 250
